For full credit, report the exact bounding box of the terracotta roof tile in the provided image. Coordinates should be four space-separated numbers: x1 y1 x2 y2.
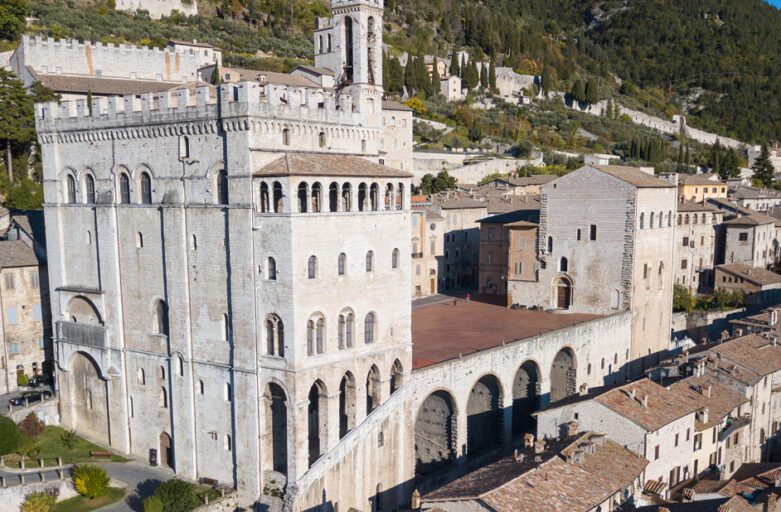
594 378 699 431
253 154 411 178
669 375 749 430
707 334 781 385
29 67 184 96
716 263 781 287
0 240 38 269
589 164 676 188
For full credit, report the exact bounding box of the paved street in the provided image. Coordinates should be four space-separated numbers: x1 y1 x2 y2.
0 385 54 411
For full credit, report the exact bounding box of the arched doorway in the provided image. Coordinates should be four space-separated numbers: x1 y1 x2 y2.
512 361 540 435
415 390 457 478
467 375 503 456
550 348 577 404
68 352 109 443
159 432 173 469
308 381 328 467
390 359 403 394
555 276 573 309
366 365 381 414
339 372 356 438
266 383 288 474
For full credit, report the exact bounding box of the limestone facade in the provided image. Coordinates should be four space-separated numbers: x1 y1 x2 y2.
674 202 723 292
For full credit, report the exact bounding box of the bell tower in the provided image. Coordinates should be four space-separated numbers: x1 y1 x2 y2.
314 0 384 91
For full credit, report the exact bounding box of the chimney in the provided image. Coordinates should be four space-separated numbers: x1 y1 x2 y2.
699 407 709 424
642 394 649 408
767 493 778 512
411 489 421 510
567 420 579 437
534 439 545 455
579 383 589 395
704 385 712 398
682 488 696 503
524 433 535 448
630 388 637 400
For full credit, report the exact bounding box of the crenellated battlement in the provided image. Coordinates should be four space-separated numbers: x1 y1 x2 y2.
22 34 182 58
35 81 381 135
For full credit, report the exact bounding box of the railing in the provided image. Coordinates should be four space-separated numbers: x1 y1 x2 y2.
411 252 423 259
719 415 751 442
56 321 106 348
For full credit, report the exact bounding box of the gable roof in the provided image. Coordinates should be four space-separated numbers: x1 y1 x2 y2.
293 65 335 77
28 67 183 96
707 333 781 385
382 100 413 112
594 378 699 431
669 375 749 430
722 212 778 226
253 153 412 179
0 240 38 269
222 67 320 88
716 263 781 287
588 164 676 189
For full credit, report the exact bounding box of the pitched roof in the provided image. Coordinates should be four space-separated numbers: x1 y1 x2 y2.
382 100 413 112
478 208 540 225
676 200 721 213
431 195 487 210
707 333 781 385
716 263 781 287
293 65 335 77
635 496 754 512
589 164 675 188
678 173 721 186
669 375 749 430
425 433 648 512
28 68 183 96
731 186 781 200
501 175 557 187
594 378 699 431
0 240 38 269
253 153 412 178
722 212 778 226
222 67 320 88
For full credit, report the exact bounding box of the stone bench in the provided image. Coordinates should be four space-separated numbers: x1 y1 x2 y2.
89 451 112 459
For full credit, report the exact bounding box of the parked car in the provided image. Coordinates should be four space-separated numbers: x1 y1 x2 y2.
28 374 52 388
10 390 52 406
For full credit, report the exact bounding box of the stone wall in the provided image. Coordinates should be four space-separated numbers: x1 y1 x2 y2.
116 0 198 19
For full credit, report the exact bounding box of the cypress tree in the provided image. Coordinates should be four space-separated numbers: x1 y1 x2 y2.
461 56 467 79
489 58 497 92
480 63 488 89
752 144 775 188
430 59 441 96
585 78 599 105
540 65 554 97
450 52 460 78
677 144 684 165
0 70 34 182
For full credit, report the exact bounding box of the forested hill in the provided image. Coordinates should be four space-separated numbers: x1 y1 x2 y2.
18 0 781 143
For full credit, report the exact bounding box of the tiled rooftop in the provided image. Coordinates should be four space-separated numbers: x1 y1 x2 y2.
669 375 749 430
0 240 38 269
253 153 411 178
411 298 599 369
589 164 676 188
707 333 781 385
716 263 781 287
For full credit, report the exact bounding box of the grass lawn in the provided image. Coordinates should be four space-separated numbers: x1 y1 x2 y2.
5 426 128 467
52 486 125 512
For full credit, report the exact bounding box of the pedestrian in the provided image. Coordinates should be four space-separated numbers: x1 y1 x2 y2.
466 293 471 302
453 297 457 306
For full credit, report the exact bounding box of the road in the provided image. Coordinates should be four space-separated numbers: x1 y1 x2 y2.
0 385 54 411
0 460 174 512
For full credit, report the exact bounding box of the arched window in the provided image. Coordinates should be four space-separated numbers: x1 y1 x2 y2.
329 182 338 212
222 313 230 341
559 257 568 272
140 172 152 204
344 16 355 81
282 128 290 146
119 173 131 204
307 319 315 356
396 183 405 210
308 255 318 279
152 300 169 336
311 183 322 213
338 314 346 349
658 211 663 228
327 34 332 52
318 35 323 54
267 257 277 280
341 183 352 212
198 380 204 395
266 314 284 357
160 387 168 408
217 170 229 205
137 367 145 385
298 182 309 213
668 211 672 227
260 183 270 213
392 248 400 269
358 183 367 211
385 184 394 210
369 183 379 211
179 135 190 159
225 382 232 401
338 253 346 276
693 213 699 224
365 250 374 272
136 232 143 249
66 175 77 204
547 236 553 254
273 181 283 212
177 355 184 376
650 212 655 228
85 175 96 204
364 312 376 344
640 212 645 229
319 132 326 148
316 317 325 354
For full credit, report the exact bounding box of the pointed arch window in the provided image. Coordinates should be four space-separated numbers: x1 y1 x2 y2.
365 250 374 272
364 312 376 344
85 175 96 204
267 257 277 280
338 253 346 276
392 248 400 269
119 173 131 204
140 172 152 204
66 175 77 204
266 314 284 357
260 183 270 212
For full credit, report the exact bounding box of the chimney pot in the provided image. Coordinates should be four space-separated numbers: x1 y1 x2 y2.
534 439 545 455
642 394 649 408
411 490 421 510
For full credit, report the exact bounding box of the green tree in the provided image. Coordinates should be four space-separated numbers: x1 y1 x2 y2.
461 55 467 80
430 59 440 96
387 56 404 95
752 143 776 188
30 82 60 104
571 80 585 103
143 495 164 512
449 52 460 78
72 464 110 499
540 65 555 97
584 77 599 104
0 0 27 41
479 63 488 89
673 284 694 314
0 70 34 182
488 58 497 92
0 416 21 455
20 491 56 512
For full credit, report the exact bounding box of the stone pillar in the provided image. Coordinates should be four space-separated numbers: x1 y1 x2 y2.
326 391 341 451
455 406 468 464
290 398 310 482
501 394 513 447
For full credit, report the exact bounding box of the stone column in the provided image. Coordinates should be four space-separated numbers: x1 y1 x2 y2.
290 398 310 482
326 391 341 451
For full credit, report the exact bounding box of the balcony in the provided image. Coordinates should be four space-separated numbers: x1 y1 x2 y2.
411 252 423 259
57 321 106 349
719 415 751 442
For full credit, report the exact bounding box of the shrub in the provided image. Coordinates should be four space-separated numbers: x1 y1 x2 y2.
17 372 29 387
0 416 22 455
18 413 45 439
153 479 200 512
60 429 78 450
20 491 57 512
72 464 110 498
143 495 164 512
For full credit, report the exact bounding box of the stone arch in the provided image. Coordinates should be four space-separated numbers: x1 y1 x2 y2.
554 275 573 309
414 390 457 478
67 351 109 443
264 382 288 475
390 359 403 394
366 365 381 414
467 374 503 455
339 372 356 438
512 360 541 435
550 347 577 404
308 380 328 467
66 296 103 324
159 431 173 469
